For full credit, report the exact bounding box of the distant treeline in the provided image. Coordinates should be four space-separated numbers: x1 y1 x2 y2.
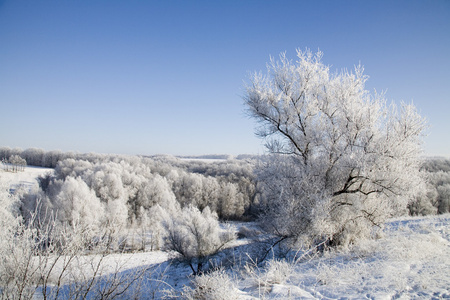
0 147 152 169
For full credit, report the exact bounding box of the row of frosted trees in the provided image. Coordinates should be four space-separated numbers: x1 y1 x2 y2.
0 146 258 220
17 152 257 241
1 155 27 172
0 147 68 168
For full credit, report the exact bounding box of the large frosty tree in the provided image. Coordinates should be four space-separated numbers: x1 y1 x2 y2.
245 49 426 246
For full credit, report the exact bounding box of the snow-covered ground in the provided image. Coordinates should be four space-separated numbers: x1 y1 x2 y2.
59 214 447 299
2 166 449 299
42 215 443 300
122 215 449 299
0 165 53 193
245 214 450 299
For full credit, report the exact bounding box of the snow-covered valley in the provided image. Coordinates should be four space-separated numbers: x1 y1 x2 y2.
1 163 449 299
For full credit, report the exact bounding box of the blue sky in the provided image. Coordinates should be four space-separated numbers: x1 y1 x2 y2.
1 0 449 156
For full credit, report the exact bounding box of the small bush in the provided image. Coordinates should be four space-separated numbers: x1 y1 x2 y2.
163 205 236 275
182 269 239 300
263 259 293 285
243 258 293 295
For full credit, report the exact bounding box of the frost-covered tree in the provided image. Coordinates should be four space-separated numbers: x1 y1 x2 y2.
170 171 204 207
55 176 105 233
144 204 174 251
42 149 63 168
200 176 221 212
163 205 235 275
218 182 245 219
245 49 426 246
6 154 27 172
55 158 93 180
136 174 176 213
22 147 44 166
134 177 180 251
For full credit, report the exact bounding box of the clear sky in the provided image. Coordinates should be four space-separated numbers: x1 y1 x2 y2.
1 0 449 157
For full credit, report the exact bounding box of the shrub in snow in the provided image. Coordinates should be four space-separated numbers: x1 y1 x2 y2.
0 184 27 298
408 182 439 216
0 220 40 299
163 205 236 275
182 269 240 300
243 258 293 295
263 259 293 286
245 49 426 247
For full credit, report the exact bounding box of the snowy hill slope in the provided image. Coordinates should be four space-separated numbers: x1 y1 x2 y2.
246 214 449 299
73 215 449 299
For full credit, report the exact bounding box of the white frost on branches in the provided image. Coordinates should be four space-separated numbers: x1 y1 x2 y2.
163 205 235 274
245 49 426 246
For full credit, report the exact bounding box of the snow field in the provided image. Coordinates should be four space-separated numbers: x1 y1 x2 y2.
137 215 448 299
241 214 450 299
0 165 52 193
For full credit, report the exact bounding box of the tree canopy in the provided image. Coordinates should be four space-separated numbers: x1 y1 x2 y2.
245 49 426 246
